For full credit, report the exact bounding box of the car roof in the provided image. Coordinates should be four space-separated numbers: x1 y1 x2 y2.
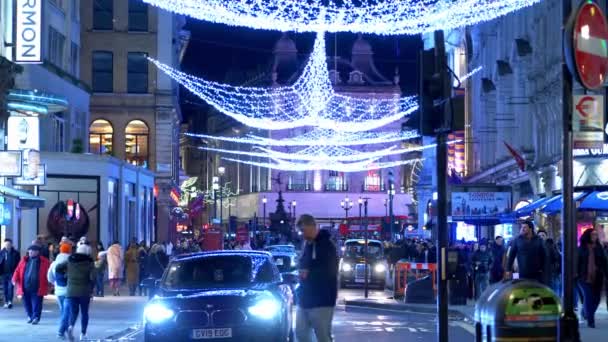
172 250 272 262
344 239 383 245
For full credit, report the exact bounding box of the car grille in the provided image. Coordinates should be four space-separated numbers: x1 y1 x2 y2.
176 311 210 327
211 309 247 326
355 264 370 278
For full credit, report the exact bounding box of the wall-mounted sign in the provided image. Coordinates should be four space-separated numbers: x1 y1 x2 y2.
574 143 608 157
15 0 42 64
0 151 22 177
14 163 46 186
7 116 39 151
451 192 512 221
573 95 605 149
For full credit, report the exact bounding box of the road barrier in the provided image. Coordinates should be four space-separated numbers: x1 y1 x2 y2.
393 261 437 298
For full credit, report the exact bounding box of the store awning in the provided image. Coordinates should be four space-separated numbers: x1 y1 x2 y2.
0 185 45 209
7 89 68 115
540 192 588 214
514 196 554 217
579 191 608 211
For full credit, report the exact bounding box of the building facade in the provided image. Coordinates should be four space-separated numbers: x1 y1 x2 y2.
80 0 189 243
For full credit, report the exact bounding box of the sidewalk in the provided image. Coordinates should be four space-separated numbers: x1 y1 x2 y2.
0 285 146 342
343 295 608 340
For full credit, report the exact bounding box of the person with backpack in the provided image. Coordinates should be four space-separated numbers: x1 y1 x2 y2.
47 243 72 338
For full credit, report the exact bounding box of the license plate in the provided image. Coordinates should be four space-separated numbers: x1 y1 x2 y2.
275 258 284 265
192 328 233 339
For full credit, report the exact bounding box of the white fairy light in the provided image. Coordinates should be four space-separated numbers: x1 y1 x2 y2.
186 129 420 147
221 156 425 173
142 0 540 35
459 66 483 83
149 32 418 132
199 142 439 162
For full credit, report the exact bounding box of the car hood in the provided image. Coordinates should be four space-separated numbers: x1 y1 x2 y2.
155 285 276 310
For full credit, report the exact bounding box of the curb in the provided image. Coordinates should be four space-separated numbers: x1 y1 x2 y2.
343 299 474 321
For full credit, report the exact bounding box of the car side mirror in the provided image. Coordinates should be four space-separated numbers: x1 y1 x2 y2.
141 277 160 289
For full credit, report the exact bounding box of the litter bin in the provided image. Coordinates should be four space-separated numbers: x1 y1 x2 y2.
475 279 560 342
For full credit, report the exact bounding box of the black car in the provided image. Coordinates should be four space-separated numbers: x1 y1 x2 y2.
339 239 388 289
143 251 294 342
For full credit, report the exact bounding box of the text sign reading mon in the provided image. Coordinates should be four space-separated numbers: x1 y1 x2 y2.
15 0 42 64
571 1 608 89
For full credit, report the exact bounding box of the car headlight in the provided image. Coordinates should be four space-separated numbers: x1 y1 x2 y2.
374 264 386 273
144 303 175 323
342 263 352 272
248 298 281 319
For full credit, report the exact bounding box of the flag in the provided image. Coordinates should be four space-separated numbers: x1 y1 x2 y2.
504 141 526 171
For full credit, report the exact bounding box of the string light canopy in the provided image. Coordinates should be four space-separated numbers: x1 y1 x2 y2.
187 128 420 147
222 156 425 173
142 0 541 35
149 32 418 132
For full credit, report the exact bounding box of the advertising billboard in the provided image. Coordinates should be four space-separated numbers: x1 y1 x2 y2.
7 116 39 151
451 192 512 221
0 151 22 177
14 163 46 186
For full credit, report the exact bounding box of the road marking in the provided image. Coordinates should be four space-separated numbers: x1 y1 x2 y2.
450 321 475 335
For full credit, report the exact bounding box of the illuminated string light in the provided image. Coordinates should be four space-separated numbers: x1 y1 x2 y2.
222 156 425 173
459 66 483 83
186 129 420 147
199 142 442 162
142 0 540 35
150 32 418 132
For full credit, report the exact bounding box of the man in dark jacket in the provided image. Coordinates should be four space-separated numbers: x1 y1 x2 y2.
296 214 338 342
472 242 493 299
506 220 547 283
490 236 506 283
0 238 20 308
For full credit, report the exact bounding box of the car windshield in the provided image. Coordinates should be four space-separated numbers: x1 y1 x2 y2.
272 255 295 272
266 245 295 253
162 255 253 289
344 241 383 258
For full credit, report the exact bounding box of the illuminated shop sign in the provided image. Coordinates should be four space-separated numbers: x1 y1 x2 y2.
15 0 42 64
0 151 22 177
574 143 608 157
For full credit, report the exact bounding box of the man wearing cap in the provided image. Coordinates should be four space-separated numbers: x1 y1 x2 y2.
12 244 51 324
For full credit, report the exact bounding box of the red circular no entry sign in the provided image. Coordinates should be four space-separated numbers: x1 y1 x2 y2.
572 1 608 90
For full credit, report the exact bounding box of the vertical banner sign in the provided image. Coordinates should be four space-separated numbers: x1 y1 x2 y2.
15 0 42 64
573 95 605 149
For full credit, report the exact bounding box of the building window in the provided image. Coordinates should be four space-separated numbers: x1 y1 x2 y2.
92 51 113 93
70 42 79 77
125 120 149 168
128 0 148 32
48 27 66 69
326 171 347 191
364 169 383 192
93 0 113 30
89 119 113 155
127 52 148 93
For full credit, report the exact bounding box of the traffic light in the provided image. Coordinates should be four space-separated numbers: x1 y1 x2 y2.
418 48 452 136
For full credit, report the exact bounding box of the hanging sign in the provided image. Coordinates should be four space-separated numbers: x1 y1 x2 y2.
14 0 43 63
565 0 608 90
0 151 23 177
573 95 605 149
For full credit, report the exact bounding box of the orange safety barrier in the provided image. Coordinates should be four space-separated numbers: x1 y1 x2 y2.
393 261 437 298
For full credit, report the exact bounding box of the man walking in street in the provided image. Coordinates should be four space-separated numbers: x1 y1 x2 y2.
12 245 51 324
295 214 338 342
472 241 493 299
0 238 20 308
490 236 506 284
506 220 547 284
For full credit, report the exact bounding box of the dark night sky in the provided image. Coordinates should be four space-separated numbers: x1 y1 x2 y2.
179 19 422 123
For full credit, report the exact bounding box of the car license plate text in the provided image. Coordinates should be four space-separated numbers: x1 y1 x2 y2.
192 328 233 339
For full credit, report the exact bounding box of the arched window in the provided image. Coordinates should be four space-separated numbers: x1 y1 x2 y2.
89 119 113 155
125 120 149 168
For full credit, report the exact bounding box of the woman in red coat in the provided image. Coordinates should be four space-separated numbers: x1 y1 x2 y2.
12 245 51 324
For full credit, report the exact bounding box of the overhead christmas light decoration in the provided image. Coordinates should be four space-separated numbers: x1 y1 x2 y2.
142 0 540 35
187 128 420 147
149 32 418 132
222 156 425 173
199 142 440 162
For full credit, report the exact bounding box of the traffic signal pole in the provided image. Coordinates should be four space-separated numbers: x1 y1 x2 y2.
434 30 449 342
559 0 580 340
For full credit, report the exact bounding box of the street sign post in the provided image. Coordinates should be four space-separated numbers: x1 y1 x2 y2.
573 95 605 148
565 0 608 90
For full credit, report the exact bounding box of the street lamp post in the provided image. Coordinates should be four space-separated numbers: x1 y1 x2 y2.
388 170 395 242
291 200 297 223
218 166 226 227
340 196 353 219
383 198 388 217
262 196 267 230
